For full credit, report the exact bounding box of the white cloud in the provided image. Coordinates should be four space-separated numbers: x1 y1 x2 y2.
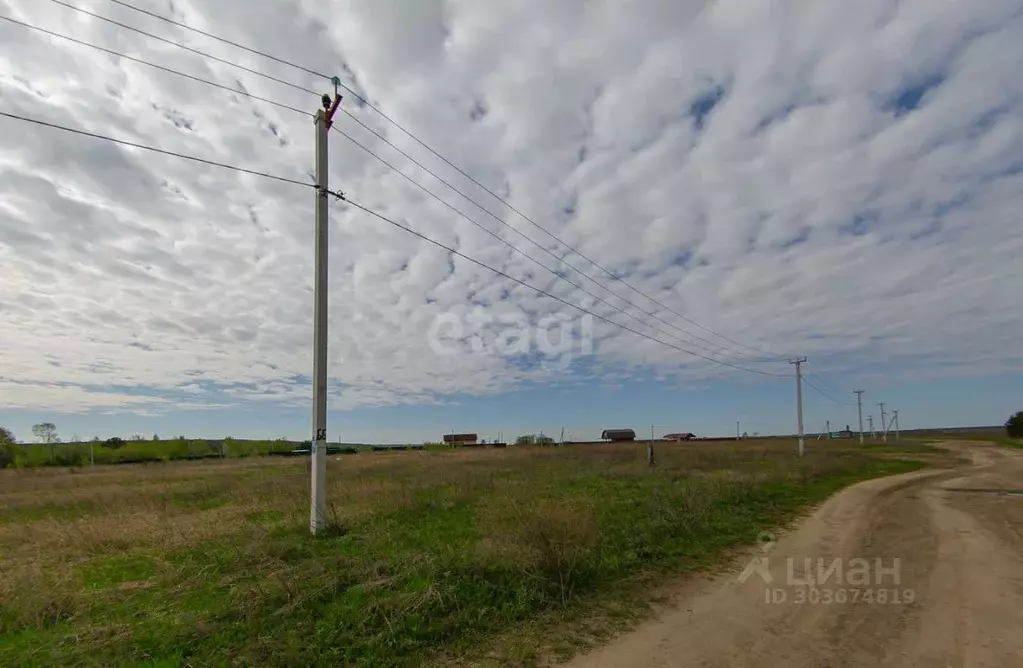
0 0 1021 415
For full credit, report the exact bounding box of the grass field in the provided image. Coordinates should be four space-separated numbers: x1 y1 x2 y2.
0 439 928 667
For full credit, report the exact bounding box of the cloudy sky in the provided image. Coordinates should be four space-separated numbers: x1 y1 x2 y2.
1 0 1021 443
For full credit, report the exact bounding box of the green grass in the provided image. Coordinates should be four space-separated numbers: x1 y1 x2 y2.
0 442 925 667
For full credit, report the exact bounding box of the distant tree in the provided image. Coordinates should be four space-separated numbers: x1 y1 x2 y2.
152 434 160 442
0 427 16 469
515 434 536 445
1007 411 1023 439
130 434 144 442
90 436 101 443
32 423 59 444
103 437 126 449
536 435 555 446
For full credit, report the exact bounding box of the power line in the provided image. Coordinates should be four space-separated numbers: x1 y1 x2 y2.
102 0 329 79
48 0 320 97
338 195 786 378
7 13 776 368
802 374 855 406
74 0 766 363
1 15 310 118
331 125 758 363
805 371 847 397
98 0 785 361
0 111 313 188
332 117 777 364
343 98 787 360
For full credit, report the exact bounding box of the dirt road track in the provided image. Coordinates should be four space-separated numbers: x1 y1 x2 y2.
566 443 1023 668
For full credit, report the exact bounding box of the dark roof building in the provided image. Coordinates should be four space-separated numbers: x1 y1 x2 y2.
663 432 696 441
601 429 636 441
443 433 478 444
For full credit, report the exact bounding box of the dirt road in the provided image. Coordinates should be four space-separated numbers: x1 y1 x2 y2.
566 443 1023 668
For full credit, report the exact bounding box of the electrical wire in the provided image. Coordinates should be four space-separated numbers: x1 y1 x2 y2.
102 0 329 79
339 195 787 378
331 118 777 364
331 125 758 363
0 111 314 188
6 11 776 364
0 16 311 118
804 371 848 397
802 374 855 406
76 0 772 363
47 0 320 97
0 112 781 378
3 16 309 117
8 10 757 364
98 0 786 361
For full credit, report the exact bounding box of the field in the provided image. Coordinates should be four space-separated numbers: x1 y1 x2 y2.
0 439 931 667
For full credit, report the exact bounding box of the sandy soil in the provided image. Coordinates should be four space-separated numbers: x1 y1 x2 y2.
565 442 1023 668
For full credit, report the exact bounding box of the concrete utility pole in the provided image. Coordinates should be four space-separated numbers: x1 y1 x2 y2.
868 414 875 438
854 390 865 445
790 358 807 457
737 421 741 441
892 410 900 442
878 402 887 443
310 89 342 535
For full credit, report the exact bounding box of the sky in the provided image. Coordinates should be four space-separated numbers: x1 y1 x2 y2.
1 0 1021 444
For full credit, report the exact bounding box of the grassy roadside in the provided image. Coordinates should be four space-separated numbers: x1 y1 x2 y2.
0 443 923 667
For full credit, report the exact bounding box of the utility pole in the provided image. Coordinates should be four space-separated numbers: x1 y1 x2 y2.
790 358 807 457
893 410 900 441
878 402 887 443
826 420 831 440
868 414 875 438
736 421 740 441
854 390 865 445
310 87 342 535
647 424 656 467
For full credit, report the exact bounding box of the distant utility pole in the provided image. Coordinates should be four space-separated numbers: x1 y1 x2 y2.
737 421 740 441
891 410 900 442
826 420 831 439
854 390 865 445
790 358 807 457
878 402 887 443
310 87 343 535
647 425 656 467
868 414 875 438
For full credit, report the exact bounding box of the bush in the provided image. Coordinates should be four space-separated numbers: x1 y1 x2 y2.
103 437 126 449
0 426 15 468
516 434 556 446
1007 411 1023 439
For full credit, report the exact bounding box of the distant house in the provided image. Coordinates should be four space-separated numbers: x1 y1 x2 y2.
443 433 478 445
601 429 636 442
663 432 696 441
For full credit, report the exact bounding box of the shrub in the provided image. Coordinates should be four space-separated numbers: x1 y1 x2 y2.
0 426 15 468
103 437 126 449
1007 411 1023 439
